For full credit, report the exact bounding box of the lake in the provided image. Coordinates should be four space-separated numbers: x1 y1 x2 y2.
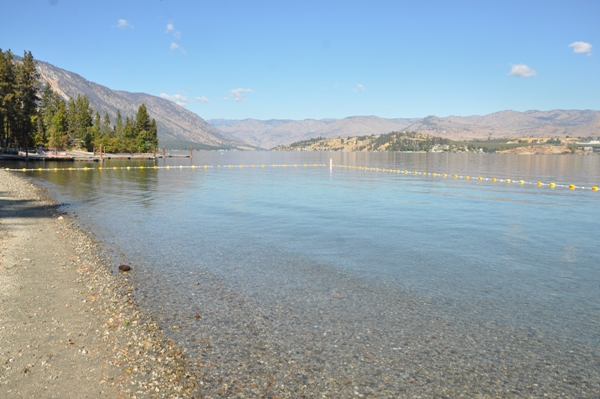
21 151 600 397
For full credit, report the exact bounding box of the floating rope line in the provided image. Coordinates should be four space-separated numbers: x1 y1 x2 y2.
5 162 597 192
5 163 326 173
331 163 598 192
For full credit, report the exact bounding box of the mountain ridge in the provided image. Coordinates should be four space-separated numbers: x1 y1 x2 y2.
209 110 600 149
35 60 243 149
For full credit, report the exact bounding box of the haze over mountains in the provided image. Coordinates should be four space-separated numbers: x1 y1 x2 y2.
36 59 599 150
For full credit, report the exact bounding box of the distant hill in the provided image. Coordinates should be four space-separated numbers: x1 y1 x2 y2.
209 110 600 149
408 110 600 141
206 116 420 149
35 60 244 149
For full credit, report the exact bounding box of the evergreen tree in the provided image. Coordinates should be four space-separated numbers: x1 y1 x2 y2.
13 51 40 148
149 118 158 148
101 113 112 137
0 50 18 147
48 99 67 150
0 49 16 146
115 109 123 138
135 103 151 136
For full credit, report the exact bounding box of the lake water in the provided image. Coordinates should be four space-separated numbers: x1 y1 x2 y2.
21 152 600 397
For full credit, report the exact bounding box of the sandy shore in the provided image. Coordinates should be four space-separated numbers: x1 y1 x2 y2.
0 170 195 398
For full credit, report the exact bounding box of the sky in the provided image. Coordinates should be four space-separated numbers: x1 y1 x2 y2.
1 0 598 121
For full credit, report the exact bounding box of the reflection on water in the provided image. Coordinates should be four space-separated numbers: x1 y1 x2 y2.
24 152 600 396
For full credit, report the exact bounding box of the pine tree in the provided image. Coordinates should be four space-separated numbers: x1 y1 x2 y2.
115 109 123 138
48 99 67 150
14 51 40 148
101 113 112 137
0 49 17 147
149 118 158 148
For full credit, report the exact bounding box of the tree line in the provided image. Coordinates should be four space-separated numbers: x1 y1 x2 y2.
1 49 158 153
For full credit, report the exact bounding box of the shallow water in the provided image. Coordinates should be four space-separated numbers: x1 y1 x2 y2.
22 152 600 397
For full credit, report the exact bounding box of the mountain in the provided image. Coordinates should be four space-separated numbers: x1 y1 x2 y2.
207 116 420 149
209 110 600 148
407 110 600 141
35 60 243 149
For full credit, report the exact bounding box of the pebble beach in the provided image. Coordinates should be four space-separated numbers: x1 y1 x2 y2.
0 169 195 398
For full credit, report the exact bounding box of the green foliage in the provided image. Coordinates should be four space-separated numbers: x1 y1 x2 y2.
0 49 40 148
1 49 161 153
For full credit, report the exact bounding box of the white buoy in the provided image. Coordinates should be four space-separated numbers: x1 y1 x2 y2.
330 158 333 173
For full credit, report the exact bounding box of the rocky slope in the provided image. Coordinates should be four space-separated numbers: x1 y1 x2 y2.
36 60 243 149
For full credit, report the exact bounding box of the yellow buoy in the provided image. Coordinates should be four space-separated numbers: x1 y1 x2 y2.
549 182 555 188
592 186 598 191
443 173 447 177
465 176 470 180
154 165 158 169
69 167 73 171
569 184 575 190
38 168 43 171
492 178 497 182
22 168 27 172
114 166 117 170
537 181 542 186
454 174 458 178
432 173 436 177
519 180 524 184
478 176 482 180
506 179 511 183
54 167 58 171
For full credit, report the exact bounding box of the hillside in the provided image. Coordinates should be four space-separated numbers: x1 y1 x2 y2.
207 116 420 149
408 110 600 141
210 110 600 149
35 60 244 149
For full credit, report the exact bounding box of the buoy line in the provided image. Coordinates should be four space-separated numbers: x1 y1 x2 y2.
4 163 326 173
332 163 599 192
5 162 597 192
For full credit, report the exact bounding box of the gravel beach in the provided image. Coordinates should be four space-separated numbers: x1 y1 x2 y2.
0 169 195 398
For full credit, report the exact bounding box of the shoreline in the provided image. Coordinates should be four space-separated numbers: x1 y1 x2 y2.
0 169 195 398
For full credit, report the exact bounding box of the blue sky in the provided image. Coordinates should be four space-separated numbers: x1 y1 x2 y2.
1 0 598 120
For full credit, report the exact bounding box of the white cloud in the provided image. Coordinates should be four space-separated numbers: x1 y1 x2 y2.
160 93 210 107
508 64 537 78
160 93 189 107
170 42 185 54
353 83 365 92
114 19 133 29
569 41 592 55
166 21 184 52
224 88 254 103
